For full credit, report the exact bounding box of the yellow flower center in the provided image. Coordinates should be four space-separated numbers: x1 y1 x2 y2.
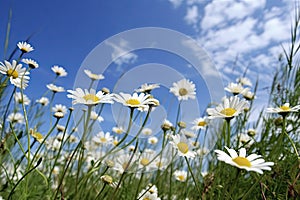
32 132 43 142
126 99 140 106
83 94 100 102
197 121 207 127
177 142 189 154
179 88 188 96
156 161 163 168
113 140 118 146
143 198 150 200
232 156 251 167
280 105 290 111
100 137 107 143
220 108 237 116
140 158 150 166
178 175 186 181
7 69 19 79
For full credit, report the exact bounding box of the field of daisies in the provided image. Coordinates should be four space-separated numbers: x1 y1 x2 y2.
1 13 300 200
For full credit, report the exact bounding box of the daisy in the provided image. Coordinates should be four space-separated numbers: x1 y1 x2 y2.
148 136 158 145
17 41 34 53
224 82 246 95
247 128 256 137
170 79 196 101
52 104 67 118
237 133 254 148
112 151 137 173
30 129 44 143
241 88 255 100
36 97 49 106
7 112 24 124
191 117 209 131
51 65 67 77
142 127 153 135
46 83 65 93
90 111 104 122
174 170 187 182
170 134 196 158
135 83 160 93
14 92 31 105
56 124 66 132
161 119 173 131
92 131 113 145
84 69 104 80
206 96 249 120
236 77 252 87
137 184 161 200
67 88 114 106
0 60 30 89
22 58 39 69
266 103 300 116
112 126 125 134
138 150 156 170
214 146 274 174
114 92 158 109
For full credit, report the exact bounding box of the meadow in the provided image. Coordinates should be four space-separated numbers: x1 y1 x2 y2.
0 7 300 200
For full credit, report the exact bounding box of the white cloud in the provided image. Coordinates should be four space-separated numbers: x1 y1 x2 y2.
184 5 199 25
105 39 138 67
168 0 184 8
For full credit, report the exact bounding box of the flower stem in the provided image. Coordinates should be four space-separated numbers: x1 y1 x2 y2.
185 156 201 195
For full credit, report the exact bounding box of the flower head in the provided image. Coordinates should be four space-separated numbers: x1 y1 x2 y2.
36 97 49 106
170 134 196 158
52 104 67 118
236 77 252 87
266 103 300 116
135 83 160 93
174 170 187 182
17 41 34 53
214 147 274 174
137 184 161 200
22 58 39 69
207 96 249 120
114 92 158 109
7 112 24 124
67 88 114 106
46 83 65 93
112 126 125 134
14 92 31 105
170 79 196 101
90 111 104 122
92 131 113 145
191 117 209 131
51 65 67 77
224 82 246 95
30 129 44 143
0 60 30 89
84 69 104 80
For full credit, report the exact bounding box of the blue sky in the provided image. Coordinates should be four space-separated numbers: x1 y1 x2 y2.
0 0 296 135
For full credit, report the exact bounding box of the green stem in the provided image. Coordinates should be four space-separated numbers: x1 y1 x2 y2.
185 156 201 195
226 119 231 147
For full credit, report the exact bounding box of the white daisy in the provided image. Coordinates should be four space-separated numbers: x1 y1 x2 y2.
266 103 300 116
7 112 24 124
148 136 158 145
90 111 104 122
36 97 49 106
224 82 246 95
112 126 125 134
112 151 137 173
247 128 256 137
170 134 196 158
161 119 173 131
174 170 187 182
237 133 254 148
92 131 113 145
67 88 114 106
30 129 44 143
191 117 209 131
17 41 34 53
170 79 196 101
14 92 31 105
214 146 274 174
241 88 255 100
22 58 39 69
51 65 67 77
56 124 66 132
46 83 65 93
84 69 104 80
138 150 156 170
114 92 158 109
135 83 160 93
206 96 249 120
52 104 67 118
236 77 252 87
0 60 30 89
142 127 153 135
137 184 161 200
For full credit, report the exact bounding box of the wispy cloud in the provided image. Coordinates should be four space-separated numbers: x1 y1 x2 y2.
105 39 138 67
